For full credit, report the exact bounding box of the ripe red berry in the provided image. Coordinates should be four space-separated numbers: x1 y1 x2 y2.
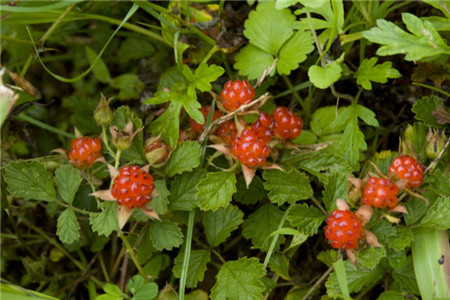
68 136 102 168
216 121 238 145
251 112 274 143
272 106 303 140
220 79 255 111
111 165 155 208
362 177 399 208
189 105 223 135
232 128 270 167
324 210 363 249
388 155 424 188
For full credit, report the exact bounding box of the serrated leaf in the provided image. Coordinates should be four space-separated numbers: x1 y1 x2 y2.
211 257 266 300
183 63 224 93
4 160 56 202
149 102 182 148
377 291 407 300
269 253 290 280
119 37 155 63
357 247 386 269
54 164 82 204
404 197 428 226
277 30 315 75
368 151 397 176
426 168 450 196
202 204 244 247
165 141 201 177
149 180 169 215
242 204 286 251
322 171 349 212
234 44 276 80
340 116 366 169
85 46 110 84
412 95 447 128
354 57 401 90
90 201 119 237
173 250 211 288
310 106 347 137
308 61 342 89
149 221 183 251
420 196 450 230
234 175 267 205
286 204 325 236
263 169 313 205
392 257 420 295
390 227 414 251
110 74 144 100
354 105 380 127
197 172 237 211
169 168 206 211
57 208 80 244
388 249 407 269
362 13 450 61
366 219 396 246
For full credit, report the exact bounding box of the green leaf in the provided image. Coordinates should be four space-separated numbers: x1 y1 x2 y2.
262 169 313 205
388 249 407 269
165 141 201 177
354 57 401 90
133 283 158 300
202 205 244 247
366 219 396 246
128 275 145 295
242 204 286 251
426 168 450 196
197 172 237 211
54 164 82 204
317 250 338 267
356 247 386 269
377 291 407 300
85 46 111 84
392 257 419 295
354 104 380 127
149 221 183 251
110 74 145 100
404 197 428 226
173 250 211 288
244 2 297 56
340 115 367 169
310 106 347 137
137 226 154 265
4 161 56 202
142 253 170 278
412 95 447 128
286 204 325 236
149 102 182 148
56 209 80 245
234 175 268 205
119 37 155 63
234 45 276 80
322 171 349 212
149 180 169 215
211 257 266 300
333 259 351 300
269 253 290 280
277 30 315 75
90 202 119 237
308 61 342 89
183 63 225 93
362 13 450 61
420 196 450 230
390 227 414 251
169 169 206 211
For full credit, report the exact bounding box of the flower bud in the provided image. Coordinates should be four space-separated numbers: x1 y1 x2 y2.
94 94 113 126
399 124 415 157
110 120 142 151
145 137 170 167
425 129 446 159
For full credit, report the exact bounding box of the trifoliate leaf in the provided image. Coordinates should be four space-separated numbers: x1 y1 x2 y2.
149 221 183 251
269 253 290 280
57 208 80 244
308 61 342 89
234 45 276 80
234 175 267 205
149 102 182 148
420 196 450 230
262 169 313 205
242 204 286 251
202 204 244 247
110 74 144 100
90 202 119 237
286 204 325 236
4 160 56 202
165 141 201 177
211 257 266 300
197 172 237 211
149 180 169 215
169 168 206 211
389 227 414 251
354 57 401 90
277 30 315 75
54 164 82 204
362 13 450 61
310 106 347 137
119 37 155 63
356 247 386 269
412 95 447 128
173 250 211 288
85 46 110 84
183 63 225 93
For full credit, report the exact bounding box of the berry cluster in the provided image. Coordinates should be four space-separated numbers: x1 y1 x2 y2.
362 177 399 208
324 210 363 249
216 121 238 146
232 127 270 167
189 105 223 135
273 106 303 140
220 79 255 111
389 155 424 188
69 136 102 168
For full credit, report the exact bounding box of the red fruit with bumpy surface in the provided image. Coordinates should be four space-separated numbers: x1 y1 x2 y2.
232 128 270 167
220 79 255 111
69 136 102 168
111 165 155 208
189 105 223 135
216 121 238 145
389 155 424 188
251 112 274 143
272 106 303 140
324 210 363 249
362 177 399 208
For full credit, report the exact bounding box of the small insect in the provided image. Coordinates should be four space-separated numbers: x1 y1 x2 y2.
438 255 444 265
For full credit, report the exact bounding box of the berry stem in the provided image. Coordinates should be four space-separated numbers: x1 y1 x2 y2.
102 125 116 158
263 207 289 268
114 150 122 170
117 230 148 280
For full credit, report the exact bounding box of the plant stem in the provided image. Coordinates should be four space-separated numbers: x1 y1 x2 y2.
117 230 148 280
282 75 309 118
102 125 116 158
114 150 122 170
179 209 195 300
16 113 75 139
98 253 110 282
263 207 289 268
40 3 76 45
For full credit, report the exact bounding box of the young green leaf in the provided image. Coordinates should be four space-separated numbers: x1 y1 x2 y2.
149 180 169 215
420 196 450 230
169 168 206 211
211 257 266 300
165 141 201 177
57 208 80 245
197 171 237 211
54 164 82 204
354 57 401 90
333 259 351 300
356 247 386 269
308 61 342 89
149 220 183 251
4 160 56 202
183 63 225 93
173 250 211 289
110 74 144 100
90 202 119 237
286 204 325 236
202 204 244 247
262 169 313 205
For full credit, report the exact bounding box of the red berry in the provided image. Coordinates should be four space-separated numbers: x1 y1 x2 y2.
324 210 363 249
362 177 399 208
68 136 102 168
189 105 223 135
251 112 274 143
216 121 238 146
388 155 424 188
220 79 255 111
272 106 303 140
111 165 155 208
232 128 270 167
